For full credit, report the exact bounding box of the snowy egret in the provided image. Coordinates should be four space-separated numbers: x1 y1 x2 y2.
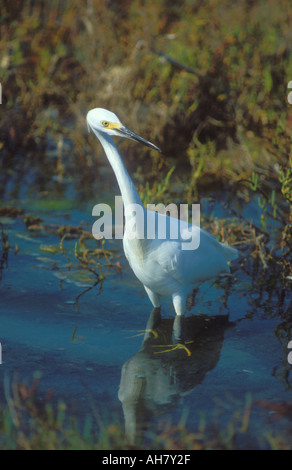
87 108 238 346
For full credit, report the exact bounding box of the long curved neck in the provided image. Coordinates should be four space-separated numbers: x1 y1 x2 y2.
98 132 143 208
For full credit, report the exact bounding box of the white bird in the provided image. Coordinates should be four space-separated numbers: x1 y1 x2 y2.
87 108 238 346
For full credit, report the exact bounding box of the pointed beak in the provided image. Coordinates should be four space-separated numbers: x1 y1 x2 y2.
115 125 161 152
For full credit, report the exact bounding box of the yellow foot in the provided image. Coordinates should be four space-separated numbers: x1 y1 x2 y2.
126 329 159 339
152 342 193 357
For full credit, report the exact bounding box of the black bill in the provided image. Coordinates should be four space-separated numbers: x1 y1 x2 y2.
116 126 161 152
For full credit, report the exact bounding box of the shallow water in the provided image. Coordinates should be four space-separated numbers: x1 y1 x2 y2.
0 195 291 449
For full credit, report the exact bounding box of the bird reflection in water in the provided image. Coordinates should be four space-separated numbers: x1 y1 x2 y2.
118 308 235 446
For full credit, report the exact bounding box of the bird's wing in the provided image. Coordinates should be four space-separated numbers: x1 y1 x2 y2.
147 215 238 286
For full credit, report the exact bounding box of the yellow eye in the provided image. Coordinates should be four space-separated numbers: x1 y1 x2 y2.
102 121 109 127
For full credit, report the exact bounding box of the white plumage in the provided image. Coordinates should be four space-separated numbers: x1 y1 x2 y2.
87 108 238 343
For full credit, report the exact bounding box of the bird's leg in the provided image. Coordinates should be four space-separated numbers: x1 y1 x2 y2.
164 316 191 355
172 315 186 344
168 293 192 355
131 287 161 342
171 292 187 344
152 293 192 356
144 286 160 309
143 306 161 342
153 320 192 356
152 313 192 356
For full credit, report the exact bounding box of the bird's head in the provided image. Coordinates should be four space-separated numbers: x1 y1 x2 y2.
87 108 161 152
